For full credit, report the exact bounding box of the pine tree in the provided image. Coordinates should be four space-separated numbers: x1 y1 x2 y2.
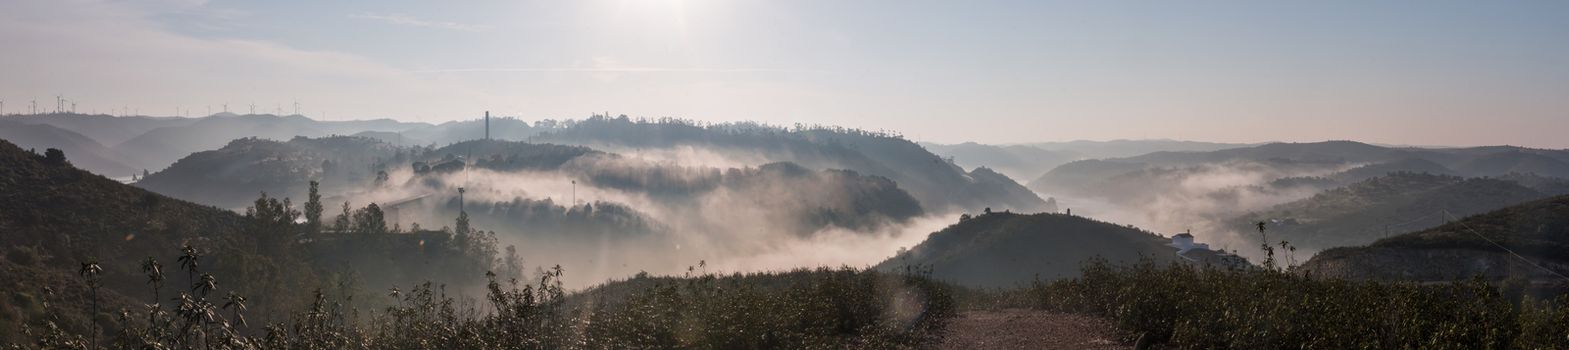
333 201 352 233
304 181 324 234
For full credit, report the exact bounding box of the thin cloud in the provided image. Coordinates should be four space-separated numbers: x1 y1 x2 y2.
349 13 488 32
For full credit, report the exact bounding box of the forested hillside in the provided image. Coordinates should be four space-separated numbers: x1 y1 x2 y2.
0 140 502 344
1233 172 1563 255
875 212 1178 287
1302 194 1569 281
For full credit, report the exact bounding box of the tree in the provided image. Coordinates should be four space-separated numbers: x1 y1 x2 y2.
304 181 324 234
352 203 388 235
333 202 352 233
43 148 66 165
455 210 471 235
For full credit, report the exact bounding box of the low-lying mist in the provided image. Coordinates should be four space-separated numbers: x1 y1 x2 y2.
326 146 959 289
1036 160 1358 261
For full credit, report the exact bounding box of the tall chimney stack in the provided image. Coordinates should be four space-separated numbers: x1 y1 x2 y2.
485 111 490 140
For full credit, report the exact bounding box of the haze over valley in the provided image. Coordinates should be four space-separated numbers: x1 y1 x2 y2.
6 1 1569 348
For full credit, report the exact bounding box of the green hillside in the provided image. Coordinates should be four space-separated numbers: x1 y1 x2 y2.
1302 194 1569 281
1235 172 1553 254
875 212 1178 287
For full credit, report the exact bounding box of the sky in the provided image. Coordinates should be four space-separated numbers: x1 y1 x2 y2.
2 0 1568 148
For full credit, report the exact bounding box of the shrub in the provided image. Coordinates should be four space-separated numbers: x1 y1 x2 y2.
1031 259 1568 349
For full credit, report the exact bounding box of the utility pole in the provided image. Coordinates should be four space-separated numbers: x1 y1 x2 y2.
485 111 490 140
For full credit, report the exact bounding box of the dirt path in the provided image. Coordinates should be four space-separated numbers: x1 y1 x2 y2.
937 309 1130 350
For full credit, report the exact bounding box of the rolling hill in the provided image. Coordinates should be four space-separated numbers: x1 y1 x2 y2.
114 114 424 171
1 113 196 146
0 138 502 343
1300 194 1569 281
917 142 1075 181
1031 141 1569 194
136 135 402 208
1233 172 1564 255
874 211 1179 287
0 120 137 176
534 116 1049 213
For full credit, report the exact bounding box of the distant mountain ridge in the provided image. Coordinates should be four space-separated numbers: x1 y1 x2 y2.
1030 140 1569 199
919 139 1250 183
2 113 431 173
0 120 137 176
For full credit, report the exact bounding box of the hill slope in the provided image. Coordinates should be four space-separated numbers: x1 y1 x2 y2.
136 136 402 208
0 120 137 176
115 114 423 171
535 117 1048 213
874 212 1178 287
1300 195 1569 281
1 113 196 146
918 142 1074 181
0 138 259 342
1234 172 1558 255
0 138 500 343
1030 141 1569 197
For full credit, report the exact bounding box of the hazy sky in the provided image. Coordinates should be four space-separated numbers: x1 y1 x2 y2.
2 0 1567 148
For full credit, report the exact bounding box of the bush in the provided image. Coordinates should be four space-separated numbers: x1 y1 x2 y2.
1031 259 1568 349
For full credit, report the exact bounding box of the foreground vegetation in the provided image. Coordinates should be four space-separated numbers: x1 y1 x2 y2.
1026 259 1569 349
8 248 955 349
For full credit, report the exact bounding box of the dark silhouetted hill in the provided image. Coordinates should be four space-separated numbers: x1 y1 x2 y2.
1301 194 1569 281
874 212 1177 287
